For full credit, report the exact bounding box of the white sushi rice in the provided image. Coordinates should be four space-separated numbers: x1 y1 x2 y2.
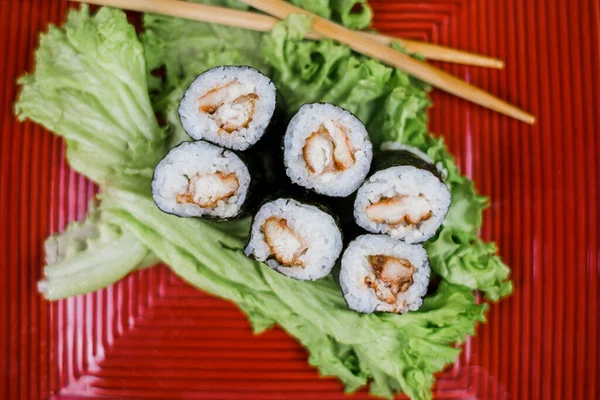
244 198 343 280
339 234 430 314
284 103 373 197
354 166 451 243
152 141 250 219
179 66 276 151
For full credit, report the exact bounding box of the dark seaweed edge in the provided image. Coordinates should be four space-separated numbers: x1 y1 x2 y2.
370 149 443 181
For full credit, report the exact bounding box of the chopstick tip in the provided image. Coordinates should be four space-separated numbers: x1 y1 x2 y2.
512 110 536 125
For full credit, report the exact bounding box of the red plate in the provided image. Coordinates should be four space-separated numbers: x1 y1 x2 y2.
1 0 599 398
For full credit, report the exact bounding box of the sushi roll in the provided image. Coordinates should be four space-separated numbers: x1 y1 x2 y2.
354 150 451 243
339 234 430 314
283 103 373 197
179 66 278 151
152 141 253 220
244 198 343 280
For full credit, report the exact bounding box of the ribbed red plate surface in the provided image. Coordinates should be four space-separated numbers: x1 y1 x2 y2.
1 0 599 399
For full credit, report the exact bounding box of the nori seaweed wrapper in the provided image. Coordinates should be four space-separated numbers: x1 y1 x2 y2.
371 149 442 181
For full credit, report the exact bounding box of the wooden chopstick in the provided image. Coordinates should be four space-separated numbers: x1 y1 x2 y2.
364 35 504 69
68 0 503 68
238 0 535 124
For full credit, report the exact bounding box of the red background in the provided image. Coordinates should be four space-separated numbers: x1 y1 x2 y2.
1 0 599 399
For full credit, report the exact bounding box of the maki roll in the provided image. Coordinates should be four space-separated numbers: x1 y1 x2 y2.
283 103 373 197
179 66 278 151
245 198 343 280
152 141 252 220
339 234 430 314
354 150 451 243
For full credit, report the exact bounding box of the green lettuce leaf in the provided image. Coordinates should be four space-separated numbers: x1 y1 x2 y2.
15 5 164 298
15 5 166 193
418 139 512 299
426 231 513 301
142 5 267 90
288 0 373 29
39 200 157 300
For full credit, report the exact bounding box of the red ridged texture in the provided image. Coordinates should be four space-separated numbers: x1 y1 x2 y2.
1 0 599 399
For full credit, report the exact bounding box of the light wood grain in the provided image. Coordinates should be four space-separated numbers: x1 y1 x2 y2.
239 0 535 124
363 34 504 69
68 0 504 68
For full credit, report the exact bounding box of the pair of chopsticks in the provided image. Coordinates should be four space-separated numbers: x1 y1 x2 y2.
70 0 535 124
70 0 503 69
